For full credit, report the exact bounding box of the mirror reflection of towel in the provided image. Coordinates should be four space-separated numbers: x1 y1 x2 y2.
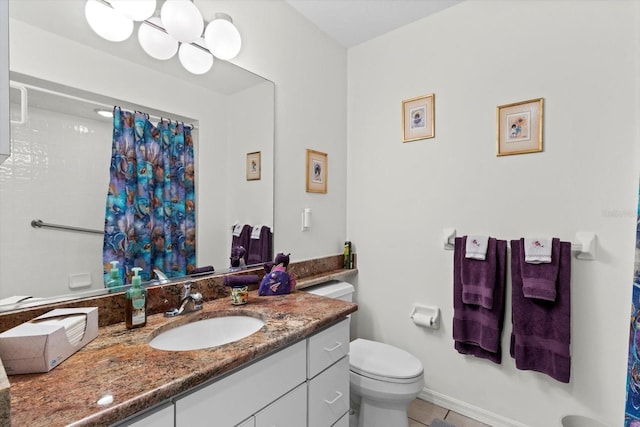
247 226 273 265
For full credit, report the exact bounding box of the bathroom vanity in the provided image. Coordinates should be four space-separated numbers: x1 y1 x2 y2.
6 289 356 426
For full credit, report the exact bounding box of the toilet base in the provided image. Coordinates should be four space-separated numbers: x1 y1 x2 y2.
357 399 411 427
350 370 424 427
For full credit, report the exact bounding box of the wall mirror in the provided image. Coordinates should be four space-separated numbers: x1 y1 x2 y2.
0 0 275 312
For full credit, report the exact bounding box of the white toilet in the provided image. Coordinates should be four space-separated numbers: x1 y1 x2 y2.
305 281 425 427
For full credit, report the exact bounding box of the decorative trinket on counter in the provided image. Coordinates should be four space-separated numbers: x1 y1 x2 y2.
231 285 249 305
344 241 353 269
125 267 147 329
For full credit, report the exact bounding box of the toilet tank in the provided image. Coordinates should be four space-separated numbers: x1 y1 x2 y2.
304 280 354 302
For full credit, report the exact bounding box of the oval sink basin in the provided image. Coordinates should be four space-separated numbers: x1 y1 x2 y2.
149 316 265 351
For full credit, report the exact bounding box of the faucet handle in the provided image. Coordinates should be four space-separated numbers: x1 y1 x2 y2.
182 281 193 298
191 292 203 310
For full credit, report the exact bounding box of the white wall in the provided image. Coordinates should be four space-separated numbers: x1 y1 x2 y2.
226 81 275 258
347 1 639 426
197 0 348 260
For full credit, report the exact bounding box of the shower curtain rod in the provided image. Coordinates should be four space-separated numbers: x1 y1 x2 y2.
9 80 198 129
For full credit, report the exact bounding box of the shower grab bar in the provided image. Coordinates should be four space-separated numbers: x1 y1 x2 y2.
31 219 103 235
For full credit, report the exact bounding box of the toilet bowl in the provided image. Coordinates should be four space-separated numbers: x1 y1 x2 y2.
305 281 425 427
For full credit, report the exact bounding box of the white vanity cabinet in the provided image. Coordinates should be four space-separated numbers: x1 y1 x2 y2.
116 318 351 427
119 403 175 427
307 318 350 427
175 340 306 427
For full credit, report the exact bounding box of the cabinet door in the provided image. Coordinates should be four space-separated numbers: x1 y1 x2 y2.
120 402 174 427
236 416 255 427
254 383 306 427
307 318 349 379
308 357 349 427
175 340 306 427
332 412 349 427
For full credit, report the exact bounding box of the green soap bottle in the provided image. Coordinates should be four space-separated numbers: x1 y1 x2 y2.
125 267 147 329
106 261 124 291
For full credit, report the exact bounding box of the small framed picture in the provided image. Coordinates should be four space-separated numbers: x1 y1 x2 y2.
246 151 261 180
496 98 543 156
402 93 435 142
306 149 327 193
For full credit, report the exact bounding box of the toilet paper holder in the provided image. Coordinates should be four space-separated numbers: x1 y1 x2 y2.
410 304 440 330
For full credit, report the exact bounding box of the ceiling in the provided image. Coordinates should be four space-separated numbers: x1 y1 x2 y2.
285 0 464 48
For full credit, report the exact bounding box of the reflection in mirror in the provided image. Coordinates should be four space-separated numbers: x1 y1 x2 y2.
0 1 274 311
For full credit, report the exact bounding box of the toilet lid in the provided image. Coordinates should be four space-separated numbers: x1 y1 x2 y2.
350 339 423 382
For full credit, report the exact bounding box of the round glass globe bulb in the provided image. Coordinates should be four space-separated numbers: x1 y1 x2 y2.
160 0 204 43
85 0 133 42
178 41 214 75
111 0 156 21
138 17 179 60
204 17 241 60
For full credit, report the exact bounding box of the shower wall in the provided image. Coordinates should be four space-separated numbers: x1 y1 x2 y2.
0 95 111 299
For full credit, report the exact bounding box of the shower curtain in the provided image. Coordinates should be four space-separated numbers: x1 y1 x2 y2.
103 108 196 284
625 181 640 426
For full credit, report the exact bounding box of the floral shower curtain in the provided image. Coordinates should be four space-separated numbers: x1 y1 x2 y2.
103 108 196 284
626 181 640 426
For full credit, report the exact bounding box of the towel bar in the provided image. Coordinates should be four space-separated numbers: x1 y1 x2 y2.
442 229 597 261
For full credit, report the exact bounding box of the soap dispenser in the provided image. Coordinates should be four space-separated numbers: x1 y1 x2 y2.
106 260 124 291
125 267 147 329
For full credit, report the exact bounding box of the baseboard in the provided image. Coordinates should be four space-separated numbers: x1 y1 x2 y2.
418 387 530 427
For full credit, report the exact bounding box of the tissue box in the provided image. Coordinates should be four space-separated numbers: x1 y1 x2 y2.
0 307 98 375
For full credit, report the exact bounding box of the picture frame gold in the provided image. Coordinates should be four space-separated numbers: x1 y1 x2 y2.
496 98 543 156
306 149 327 193
402 93 435 142
246 151 261 181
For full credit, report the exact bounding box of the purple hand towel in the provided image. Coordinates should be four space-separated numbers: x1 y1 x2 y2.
231 224 252 264
190 265 214 275
510 240 571 383
520 237 561 301
461 236 497 309
247 226 273 265
223 274 260 287
453 237 507 364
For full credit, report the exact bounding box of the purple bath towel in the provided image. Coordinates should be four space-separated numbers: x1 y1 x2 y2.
510 240 571 383
453 237 507 364
247 226 273 265
461 236 498 309
223 274 260 287
231 224 252 264
520 237 560 301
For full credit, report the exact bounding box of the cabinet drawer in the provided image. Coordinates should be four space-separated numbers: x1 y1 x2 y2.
119 402 174 427
332 412 349 427
176 340 306 427
255 383 306 427
307 318 349 379
308 357 350 427
236 416 255 427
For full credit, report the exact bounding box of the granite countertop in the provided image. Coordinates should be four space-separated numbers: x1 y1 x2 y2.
8 290 357 427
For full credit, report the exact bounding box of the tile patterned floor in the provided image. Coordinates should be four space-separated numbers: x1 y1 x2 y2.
407 398 490 427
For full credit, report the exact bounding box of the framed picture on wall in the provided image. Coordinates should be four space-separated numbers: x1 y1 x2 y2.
496 98 543 156
306 149 327 193
246 151 261 180
402 93 435 142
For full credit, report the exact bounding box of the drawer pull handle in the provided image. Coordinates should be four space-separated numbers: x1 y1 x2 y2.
323 342 343 352
323 391 343 405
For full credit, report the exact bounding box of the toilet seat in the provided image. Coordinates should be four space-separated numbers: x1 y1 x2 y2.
350 338 424 384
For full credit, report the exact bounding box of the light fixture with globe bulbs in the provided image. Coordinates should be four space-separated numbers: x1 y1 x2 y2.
84 0 241 75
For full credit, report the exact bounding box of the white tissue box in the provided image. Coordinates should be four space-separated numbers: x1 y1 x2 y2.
0 307 98 375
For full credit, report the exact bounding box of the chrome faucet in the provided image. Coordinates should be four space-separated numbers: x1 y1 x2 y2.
154 268 170 284
164 282 203 317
